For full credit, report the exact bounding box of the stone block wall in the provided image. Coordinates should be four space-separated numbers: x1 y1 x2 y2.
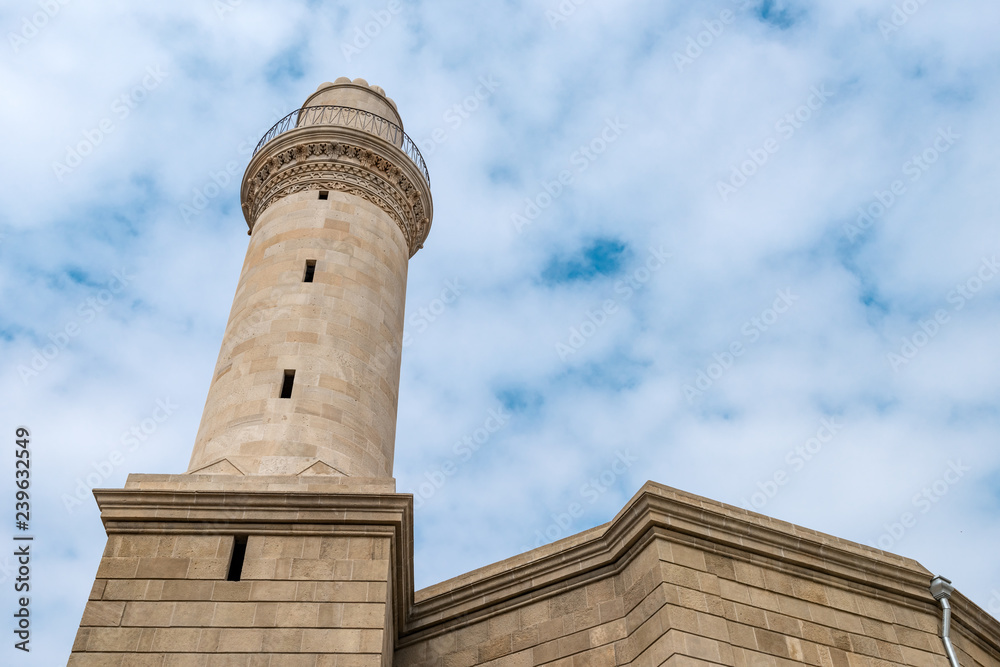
188 190 410 479
395 533 971 667
71 533 393 666
395 484 1000 667
68 478 410 666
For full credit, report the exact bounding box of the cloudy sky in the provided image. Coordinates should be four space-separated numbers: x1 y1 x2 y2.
2 0 999 662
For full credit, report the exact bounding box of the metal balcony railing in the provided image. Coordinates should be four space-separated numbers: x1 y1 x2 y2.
252 105 430 186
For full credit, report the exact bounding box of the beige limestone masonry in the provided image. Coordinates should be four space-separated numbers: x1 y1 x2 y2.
187 189 409 478
302 77 405 132
71 478 1000 665
187 79 432 479
70 473 410 666
397 482 1000 667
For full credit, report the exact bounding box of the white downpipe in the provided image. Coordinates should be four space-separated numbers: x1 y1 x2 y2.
930 575 961 667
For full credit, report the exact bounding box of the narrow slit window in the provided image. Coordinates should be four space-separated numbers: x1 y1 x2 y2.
303 260 316 283
280 370 295 399
318 190 329 200
226 536 248 581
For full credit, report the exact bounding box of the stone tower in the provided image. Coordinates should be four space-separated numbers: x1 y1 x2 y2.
190 77 432 479
70 78 431 664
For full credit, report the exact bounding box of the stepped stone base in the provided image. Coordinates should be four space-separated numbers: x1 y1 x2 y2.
69 474 409 666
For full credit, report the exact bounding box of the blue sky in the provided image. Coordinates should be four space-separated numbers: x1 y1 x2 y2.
2 0 1000 662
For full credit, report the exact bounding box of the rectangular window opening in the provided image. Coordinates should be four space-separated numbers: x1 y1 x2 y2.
303 260 316 283
280 370 295 399
318 190 329 200
226 536 248 582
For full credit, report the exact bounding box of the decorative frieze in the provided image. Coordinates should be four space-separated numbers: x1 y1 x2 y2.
243 138 431 257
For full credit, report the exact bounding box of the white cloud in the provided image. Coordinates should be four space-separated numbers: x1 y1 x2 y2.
2 0 998 661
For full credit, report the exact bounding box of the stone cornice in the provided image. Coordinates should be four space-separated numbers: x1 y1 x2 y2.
950 589 1000 664
240 125 433 257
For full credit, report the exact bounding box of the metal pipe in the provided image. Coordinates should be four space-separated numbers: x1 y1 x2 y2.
930 575 961 667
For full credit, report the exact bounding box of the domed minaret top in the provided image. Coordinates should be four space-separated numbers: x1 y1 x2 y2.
241 76 432 256
304 77 403 127
187 78 433 479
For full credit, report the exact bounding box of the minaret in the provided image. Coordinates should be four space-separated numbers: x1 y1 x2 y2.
70 78 429 664
190 77 432 479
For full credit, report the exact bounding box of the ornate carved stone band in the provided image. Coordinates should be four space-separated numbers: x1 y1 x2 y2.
241 133 432 257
